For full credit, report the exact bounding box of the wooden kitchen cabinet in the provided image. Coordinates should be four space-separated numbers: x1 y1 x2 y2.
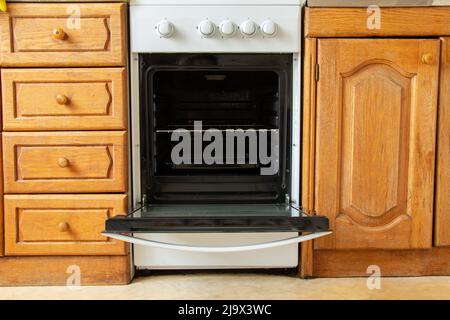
314 39 439 250
0 2 130 286
435 37 450 247
302 7 450 278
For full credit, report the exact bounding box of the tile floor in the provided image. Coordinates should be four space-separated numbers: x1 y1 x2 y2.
0 273 449 299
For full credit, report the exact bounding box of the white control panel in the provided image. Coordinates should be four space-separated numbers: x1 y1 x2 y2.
130 5 301 53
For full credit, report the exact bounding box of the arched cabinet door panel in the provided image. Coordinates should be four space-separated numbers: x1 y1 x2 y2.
314 39 439 250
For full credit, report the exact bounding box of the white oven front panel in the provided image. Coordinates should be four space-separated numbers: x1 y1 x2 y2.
130 5 301 53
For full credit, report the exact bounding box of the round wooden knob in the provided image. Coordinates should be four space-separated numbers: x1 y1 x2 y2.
58 222 70 232
57 157 70 168
422 53 435 65
56 94 69 105
52 28 66 41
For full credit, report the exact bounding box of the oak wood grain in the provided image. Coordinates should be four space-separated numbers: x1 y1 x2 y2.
305 7 450 37
0 255 131 286
3 131 128 193
300 38 317 278
1 68 127 131
314 248 450 277
4 194 128 256
314 39 439 250
0 3 127 67
435 38 450 247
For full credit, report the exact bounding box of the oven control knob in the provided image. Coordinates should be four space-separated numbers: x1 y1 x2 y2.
156 20 174 38
198 20 216 38
260 20 278 37
240 20 257 37
219 20 236 37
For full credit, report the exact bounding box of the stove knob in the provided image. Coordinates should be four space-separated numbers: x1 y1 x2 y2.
240 20 257 37
198 20 216 38
219 20 236 37
156 20 174 38
261 20 278 37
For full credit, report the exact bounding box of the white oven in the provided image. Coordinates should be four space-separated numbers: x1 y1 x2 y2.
103 0 331 270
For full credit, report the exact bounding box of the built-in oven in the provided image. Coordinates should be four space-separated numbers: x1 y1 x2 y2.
103 0 331 270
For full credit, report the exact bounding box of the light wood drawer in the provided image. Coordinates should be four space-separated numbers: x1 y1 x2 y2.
4 194 128 255
2 68 127 131
0 3 126 67
3 131 127 193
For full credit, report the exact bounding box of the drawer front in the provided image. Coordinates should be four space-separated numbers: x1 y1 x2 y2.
4 194 128 255
0 3 126 67
3 131 127 193
2 68 127 131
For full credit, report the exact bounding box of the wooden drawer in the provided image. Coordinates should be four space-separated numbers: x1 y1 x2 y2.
3 131 127 193
0 3 126 67
4 194 128 255
2 68 127 131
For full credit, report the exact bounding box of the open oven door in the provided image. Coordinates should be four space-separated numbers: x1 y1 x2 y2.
103 204 331 253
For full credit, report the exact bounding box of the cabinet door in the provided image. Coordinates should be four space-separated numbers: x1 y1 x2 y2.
436 38 450 246
314 39 439 249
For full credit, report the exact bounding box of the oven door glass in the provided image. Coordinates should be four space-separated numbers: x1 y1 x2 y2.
104 204 329 233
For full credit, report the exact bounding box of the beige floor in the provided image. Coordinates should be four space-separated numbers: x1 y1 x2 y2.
0 273 449 299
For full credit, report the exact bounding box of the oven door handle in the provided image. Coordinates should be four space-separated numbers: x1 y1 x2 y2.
102 231 332 253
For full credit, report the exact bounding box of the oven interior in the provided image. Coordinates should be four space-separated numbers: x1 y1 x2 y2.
140 54 292 204
104 54 330 235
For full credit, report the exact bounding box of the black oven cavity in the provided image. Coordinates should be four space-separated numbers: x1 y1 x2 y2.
139 54 292 204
